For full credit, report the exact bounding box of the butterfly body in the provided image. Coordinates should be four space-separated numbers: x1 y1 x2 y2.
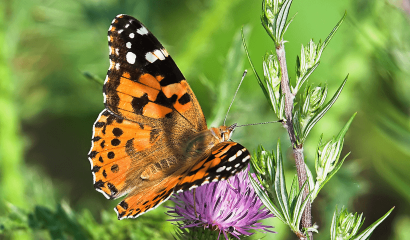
88 14 250 219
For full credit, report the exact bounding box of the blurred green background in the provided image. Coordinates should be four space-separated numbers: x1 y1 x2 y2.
0 0 409 239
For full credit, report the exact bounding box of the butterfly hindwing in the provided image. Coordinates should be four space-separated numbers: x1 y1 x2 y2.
175 142 251 192
114 175 180 219
89 109 162 199
104 14 206 131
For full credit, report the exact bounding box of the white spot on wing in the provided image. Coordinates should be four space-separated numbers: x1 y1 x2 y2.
118 29 123 34
216 166 226 173
153 49 165 60
226 167 232 171
115 48 119 55
189 185 197 190
115 63 120 70
126 52 136 64
242 155 250 163
201 180 210 185
126 42 131 49
228 155 236 162
129 33 135 38
176 189 183 193
145 52 157 63
161 48 169 57
125 24 130 28
235 163 240 168
137 26 149 35
236 150 243 157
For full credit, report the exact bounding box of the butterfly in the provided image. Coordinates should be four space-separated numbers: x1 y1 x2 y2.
88 14 251 220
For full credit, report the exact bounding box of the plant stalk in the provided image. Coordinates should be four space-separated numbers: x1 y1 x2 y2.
276 44 312 239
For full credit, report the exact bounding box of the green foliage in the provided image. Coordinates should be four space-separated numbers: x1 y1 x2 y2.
28 204 87 240
330 206 394 240
262 52 285 119
248 0 394 239
295 77 348 144
305 113 355 201
261 0 295 45
293 13 345 94
250 141 312 236
1 202 172 240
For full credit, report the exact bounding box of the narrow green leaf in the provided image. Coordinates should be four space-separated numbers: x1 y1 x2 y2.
315 152 350 200
302 75 348 140
250 153 262 174
241 27 271 104
276 0 293 42
275 143 291 222
249 172 286 223
293 111 302 144
351 213 364 237
354 207 395 240
267 150 275 184
295 187 313 229
320 12 346 54
305 164 315 201
336 112 357 141
282 12 297 41
330 206 338 240
279 95 285 119
288 175 299 212
291 180 307 227
294 62 320 94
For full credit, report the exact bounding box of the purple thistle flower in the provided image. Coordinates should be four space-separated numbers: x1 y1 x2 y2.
168 167 275 239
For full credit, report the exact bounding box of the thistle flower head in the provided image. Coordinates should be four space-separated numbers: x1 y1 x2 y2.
168 168 275 239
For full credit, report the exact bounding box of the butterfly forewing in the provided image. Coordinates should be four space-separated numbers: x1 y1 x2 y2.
105 14 206 131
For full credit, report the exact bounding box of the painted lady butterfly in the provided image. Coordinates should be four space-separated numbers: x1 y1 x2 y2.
88 14 251 220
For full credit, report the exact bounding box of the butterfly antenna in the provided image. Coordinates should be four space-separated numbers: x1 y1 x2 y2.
223 70 247 126
236 120 283 128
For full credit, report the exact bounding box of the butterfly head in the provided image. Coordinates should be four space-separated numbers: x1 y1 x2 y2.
212 123 237 142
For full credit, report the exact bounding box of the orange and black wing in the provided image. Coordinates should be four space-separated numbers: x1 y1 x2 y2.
113 142 251 219
104 14 206 131
88 110 161 200
89 14 209 220
175 142 251 192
